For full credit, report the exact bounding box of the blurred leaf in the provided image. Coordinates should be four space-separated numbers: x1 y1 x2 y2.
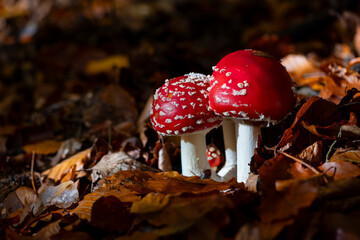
330 149 360 163
319 160 360 181
258 182 318 239
85 55 130 75
90 196 132 233
23 139 63 155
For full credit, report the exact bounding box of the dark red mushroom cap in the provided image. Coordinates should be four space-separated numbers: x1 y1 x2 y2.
151 73 222 136
209 49 297 122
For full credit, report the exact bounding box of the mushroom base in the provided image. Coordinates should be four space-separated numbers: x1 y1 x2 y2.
180 133 223 181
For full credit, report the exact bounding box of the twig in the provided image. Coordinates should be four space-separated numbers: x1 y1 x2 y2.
279 151 329 184
31 151 36 192
279 151 320 174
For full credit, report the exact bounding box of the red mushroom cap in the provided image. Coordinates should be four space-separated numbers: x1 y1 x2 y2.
209 49 297 122
151 73 222 136
207 144 222 168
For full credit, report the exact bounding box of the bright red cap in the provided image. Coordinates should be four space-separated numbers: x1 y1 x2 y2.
151 73 222 135
207 144 222 168
209 49 297 122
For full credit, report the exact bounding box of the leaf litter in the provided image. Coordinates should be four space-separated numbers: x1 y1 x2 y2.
0 1 360 240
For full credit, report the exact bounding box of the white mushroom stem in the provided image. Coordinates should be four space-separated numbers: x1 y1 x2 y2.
181 132 223 181
218 119 237 179
236 120 261 183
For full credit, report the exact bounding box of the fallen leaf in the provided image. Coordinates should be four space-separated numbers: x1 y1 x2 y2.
42 148 90 182
84 55 129 75
131 192 172 214
330 149 360 163
23 139 63 155
90 151 158 188
132 191 234 237
319 160 360 180
34 181 79 216
258 182 318 239
296 141 323 166
72 186 140 221
90 196 132 233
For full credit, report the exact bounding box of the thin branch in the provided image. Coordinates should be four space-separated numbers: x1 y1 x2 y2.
31 151 36 192
278 151 320 174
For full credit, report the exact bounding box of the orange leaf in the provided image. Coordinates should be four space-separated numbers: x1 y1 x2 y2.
42 148 90 182
319 160 360 181
23 139 63 155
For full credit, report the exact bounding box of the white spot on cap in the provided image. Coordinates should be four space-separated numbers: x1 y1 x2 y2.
237 83 243 88
159 111 166 116
190 102 196 108
223 112 230 116
182 127 189 132
187 114 195 119
215 96 222 103
174 130 179 134
155 104 160 110
166 130 172 134
196 119 204 124
165 119 172 123
171 102 179 107
244 81 249 87
220 69 225 73
182 105 187 109
174 115 184 120
232 89 247 96
165 106 174 111
226 72 231 77
239 111 248 117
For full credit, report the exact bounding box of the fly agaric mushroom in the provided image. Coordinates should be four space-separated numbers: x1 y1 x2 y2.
150 73 223 181
209 49 297 183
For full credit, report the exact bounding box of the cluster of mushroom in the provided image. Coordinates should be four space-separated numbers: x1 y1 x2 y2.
150 49 297 182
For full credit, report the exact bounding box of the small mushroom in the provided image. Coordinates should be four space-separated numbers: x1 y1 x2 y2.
209 49 297 183
150 73 223 181
206 144 222 169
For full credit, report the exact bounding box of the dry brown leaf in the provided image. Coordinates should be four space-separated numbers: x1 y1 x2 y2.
258 182 318 239
90 196 132 233
319 160 360 181
132 191 234 237
42 148 90 182
281 54 322 86
72 187 140 221
296 141 323 166
354 25 360 56
330 149 360 163
90 151 157 187
34 181 79 216
23 139 63 155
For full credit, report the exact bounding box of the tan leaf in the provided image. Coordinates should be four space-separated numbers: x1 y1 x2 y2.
23 139 63 155
72 187 140 221
42 148 90 182
330 149 360 163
